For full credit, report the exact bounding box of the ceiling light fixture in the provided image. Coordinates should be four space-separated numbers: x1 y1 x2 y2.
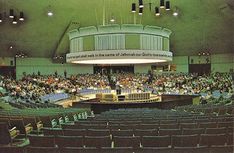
47 11 53 16
12 16 17 24
165 1 170 10
139 8 143 15
0 13 2 22
132 3 136 12
139 0 144 8
160 0 165 8
9 9 14 18
19 12 24 21
173 7 179 16
155 7 160 16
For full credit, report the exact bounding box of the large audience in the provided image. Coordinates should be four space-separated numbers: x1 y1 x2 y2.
0 72 233 102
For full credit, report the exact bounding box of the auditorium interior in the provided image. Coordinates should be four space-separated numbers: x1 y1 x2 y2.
0 0 233 153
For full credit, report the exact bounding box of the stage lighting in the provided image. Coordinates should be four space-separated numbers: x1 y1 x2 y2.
160 0 165 8
139 0 144 8
19 12 24 21
165 1 170 10
9 9 14 18
155 7 160 16
132 3 136 12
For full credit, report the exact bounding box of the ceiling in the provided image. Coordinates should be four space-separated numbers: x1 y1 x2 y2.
0 0 233 58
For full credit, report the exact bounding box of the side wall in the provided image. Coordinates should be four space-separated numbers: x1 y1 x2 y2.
172 53 234 73
15 53 233 78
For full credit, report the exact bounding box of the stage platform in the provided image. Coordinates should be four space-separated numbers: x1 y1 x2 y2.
72 94 198 114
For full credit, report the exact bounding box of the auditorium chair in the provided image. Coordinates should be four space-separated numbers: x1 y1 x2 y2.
63 129 86 136
0 146 25 153
111 129 134 137
159 123 179 129
86 129 110 137
113 136 140 148
205 127 227 134
10 118 33 136
199 134 227 147
26 146 59 153
0 122 19 145
180 123 198 129
23 116 43 133
160 119 178 124
39 116 57 128
42 127 64 136
134 129 158 137
81 124 108 129
136 123 159 130
141 135 171 148
172 134 199 148
84 136 112 148
198 122 218 128
227 133 233 146
182 128 205 135
55 136 84 148
217 121 233 128
28 135 55 147
158 129 182 136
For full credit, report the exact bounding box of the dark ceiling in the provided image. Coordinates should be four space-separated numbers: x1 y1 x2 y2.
0 0 233 57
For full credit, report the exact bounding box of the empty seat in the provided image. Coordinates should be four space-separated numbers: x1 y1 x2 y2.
159 124 179 129
26 146 59 153
227 133 233 146
84 136 111 148
60 147 133 153
0 146 24 153
42 127 64 136
199 134 227 147
63 129 86 136
180 123 197 129
23 116 43 132
141 136 171 148
86 129 110 137
10 118 33 136
113 136 140 148
159 129 181 136
199 122 217 128
134 129 158 137
218 122 233 128
28 135 55 147
136 124 159 129
55 136 84 148
172 134 199 148
205 127 227 134
0 122 18 145
182 128 204 135
111 129 134 137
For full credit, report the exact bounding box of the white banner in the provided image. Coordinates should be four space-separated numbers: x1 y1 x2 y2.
66 50 173 64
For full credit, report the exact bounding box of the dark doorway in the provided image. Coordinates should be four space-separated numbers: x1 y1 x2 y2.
94 65 134 74
0 66 16 79
189 64 211 75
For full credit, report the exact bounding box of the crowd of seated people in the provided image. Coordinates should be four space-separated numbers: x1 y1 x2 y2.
0 72 233 103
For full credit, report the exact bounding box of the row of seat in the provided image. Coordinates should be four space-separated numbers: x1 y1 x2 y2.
61 121 233 131
28 134 233 149
1 146 233 153
43 127 233 137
